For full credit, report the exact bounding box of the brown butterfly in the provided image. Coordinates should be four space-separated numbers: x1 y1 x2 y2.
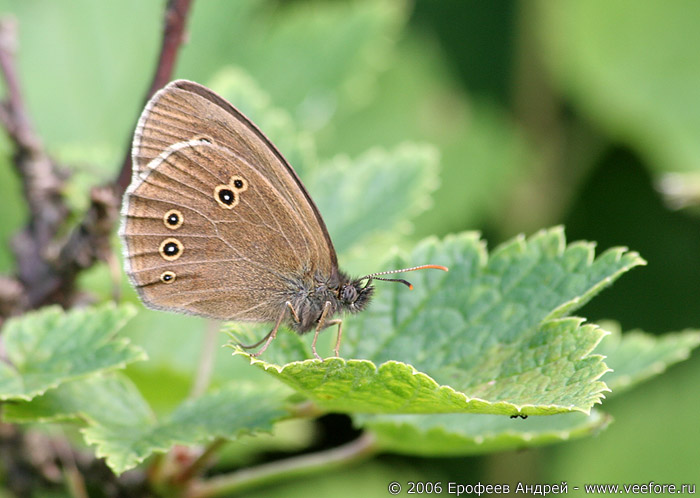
119 80 447 360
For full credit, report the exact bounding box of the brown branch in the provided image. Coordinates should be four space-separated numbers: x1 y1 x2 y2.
0 16 69 313
0 17 119 313
0 0 194 319
0 18 42 152
116 0 194 195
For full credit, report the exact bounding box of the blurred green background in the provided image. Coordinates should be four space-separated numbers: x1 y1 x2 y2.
0 0 698 494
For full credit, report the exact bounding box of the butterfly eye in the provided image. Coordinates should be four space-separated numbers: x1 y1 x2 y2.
341 284 358 304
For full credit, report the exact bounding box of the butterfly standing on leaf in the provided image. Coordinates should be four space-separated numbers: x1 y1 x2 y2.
119 80 447 360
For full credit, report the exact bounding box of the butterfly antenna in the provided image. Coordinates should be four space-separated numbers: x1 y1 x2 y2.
361 264 448 290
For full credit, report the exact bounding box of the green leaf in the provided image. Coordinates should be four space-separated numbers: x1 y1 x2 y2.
356 320 700 457
5 371 291 474
0 304 145 401
3 372 154 426
596 322 700 394
359 411 610 456
86 382 290 474
234 227 645 416
309 143 439 266
3 372 156 475
538 1 700 173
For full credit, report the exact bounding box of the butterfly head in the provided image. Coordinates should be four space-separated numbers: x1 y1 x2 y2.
339 278 374 313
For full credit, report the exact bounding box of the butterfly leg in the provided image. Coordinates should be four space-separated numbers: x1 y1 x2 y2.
310 330 322 361
312 301 343 360
286 301 301 324
247 302 296 357
328 319 343 357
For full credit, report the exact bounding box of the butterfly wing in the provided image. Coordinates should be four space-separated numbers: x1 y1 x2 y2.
120 81 337 321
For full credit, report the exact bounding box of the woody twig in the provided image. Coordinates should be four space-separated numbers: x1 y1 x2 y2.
0 0 193 320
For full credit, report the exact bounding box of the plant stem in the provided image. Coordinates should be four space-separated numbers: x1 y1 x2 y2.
175 438 226 485
189 320 219 398
51 434 88 498
187 432 379 498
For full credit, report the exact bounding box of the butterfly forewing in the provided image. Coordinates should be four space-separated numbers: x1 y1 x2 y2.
131 80 336 267
120 81 338 322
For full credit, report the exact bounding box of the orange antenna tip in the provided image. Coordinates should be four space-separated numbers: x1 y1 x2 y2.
415 264 448 272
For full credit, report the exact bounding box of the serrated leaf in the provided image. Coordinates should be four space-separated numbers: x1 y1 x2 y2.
3 372 154 426
596 322 700 394
5 371 291 474
0 304 145 401
3 372 156 475
235 227 645 415
238 321 606 416
84 382 290 474
358 411 610 456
